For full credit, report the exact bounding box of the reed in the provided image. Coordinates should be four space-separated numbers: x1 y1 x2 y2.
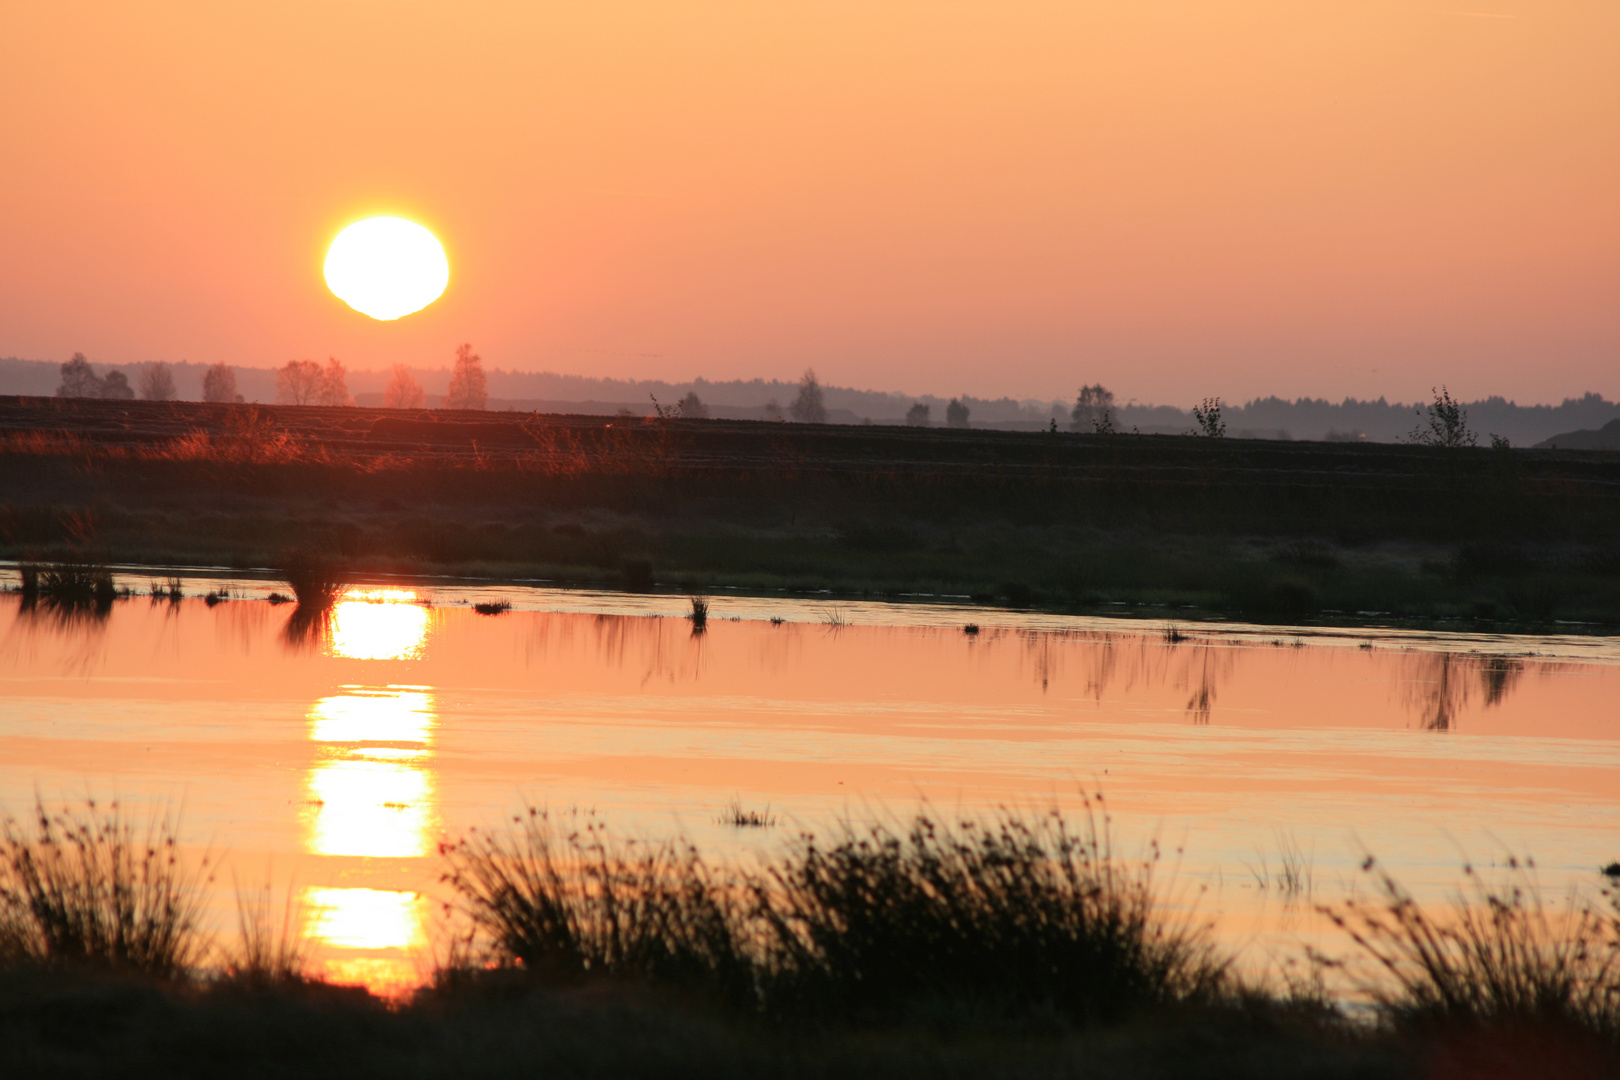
0 798 210 979
280 549 346 609
439 800 1228 1026
754 801 1226 1023
473 598 512 615
1321 855 1620 1041
688 595 709 631
221 873 311 987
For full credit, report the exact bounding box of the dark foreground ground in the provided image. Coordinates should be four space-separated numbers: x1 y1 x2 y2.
9 968 1616 1080
3 395 1619 628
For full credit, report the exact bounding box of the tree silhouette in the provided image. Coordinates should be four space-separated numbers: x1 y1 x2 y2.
100 370 134 400
202 363 242 403
677 391 707 418
383 364 425 409
316 357 351 406
56 353 103 398
1071 384 1115 433
945 398 970 429
789 368 826 423
445 343 488 410
275 360 324 405
139 362 176 401
906 402 930 427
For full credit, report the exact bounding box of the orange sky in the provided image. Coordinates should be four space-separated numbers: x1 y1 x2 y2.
1 1 1615 405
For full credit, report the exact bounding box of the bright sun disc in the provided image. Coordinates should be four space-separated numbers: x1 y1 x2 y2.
324 217 449 321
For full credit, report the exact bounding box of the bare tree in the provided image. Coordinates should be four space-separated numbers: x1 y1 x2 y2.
945 398 970 429
445 343 488 410
100 370 135 399
276 360 324 405
383 364 425 409
139 362 176 401
1071 384 1115 433
202 363 242 403
56 353 103 398
789 368 827 423
316 356 351 406
906 402 930 427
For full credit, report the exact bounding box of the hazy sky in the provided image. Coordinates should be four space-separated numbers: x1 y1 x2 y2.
1 1 1615 405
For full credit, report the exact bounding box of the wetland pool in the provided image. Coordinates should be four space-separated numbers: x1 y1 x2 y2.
2 570 1618 993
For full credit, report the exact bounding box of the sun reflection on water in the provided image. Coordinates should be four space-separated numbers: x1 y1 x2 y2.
304 887 425 950
328 591 430 660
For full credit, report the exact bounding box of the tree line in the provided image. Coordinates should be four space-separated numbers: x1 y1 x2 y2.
52 344 488 410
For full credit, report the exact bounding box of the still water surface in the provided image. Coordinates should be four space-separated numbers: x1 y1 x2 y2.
3 574 1617 992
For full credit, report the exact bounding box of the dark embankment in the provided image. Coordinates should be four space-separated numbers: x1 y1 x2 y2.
3 395 1619 627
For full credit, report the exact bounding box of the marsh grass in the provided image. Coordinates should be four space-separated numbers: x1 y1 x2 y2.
438 808 755 1006
222 872 311 987
473 598 512 615
280 548 346 609
440 800 1228 1027
17 560 116 608
717 799 775 828
689 595 709 632
1320 855 1620 1041
0 799 210 979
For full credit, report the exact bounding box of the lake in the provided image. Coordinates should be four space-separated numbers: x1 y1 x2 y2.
3 570 1617 994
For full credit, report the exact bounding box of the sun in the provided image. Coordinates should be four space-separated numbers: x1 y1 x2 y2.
324 217 449 321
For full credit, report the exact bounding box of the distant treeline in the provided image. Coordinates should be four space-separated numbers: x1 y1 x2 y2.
1 356 1615 445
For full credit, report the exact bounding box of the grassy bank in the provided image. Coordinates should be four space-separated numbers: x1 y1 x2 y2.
4 395 1620 629
3 797 1618 1077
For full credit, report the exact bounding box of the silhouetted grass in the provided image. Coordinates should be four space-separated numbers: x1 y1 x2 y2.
1321 855 1620 1043
689 595 709 632
280 549 346 608
0 799 210 979
17 560 116 608
717 799 775 828
440 801 1228 1027
473 598 512 615
439 808 756 1008
220 873 311 988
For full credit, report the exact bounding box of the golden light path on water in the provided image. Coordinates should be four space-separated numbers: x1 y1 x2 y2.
300 591 435 988
2 574 1618 998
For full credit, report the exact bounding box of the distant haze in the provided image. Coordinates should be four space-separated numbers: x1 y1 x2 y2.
1 3 1615 405
5 356 1616 448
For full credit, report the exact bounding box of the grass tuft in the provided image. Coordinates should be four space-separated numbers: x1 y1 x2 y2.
280 549 345 609
439 800 1228 1026
688 595 709 632
1320 854 1620 1041
473 599 512 615
0 798 210 979
717 799 775 828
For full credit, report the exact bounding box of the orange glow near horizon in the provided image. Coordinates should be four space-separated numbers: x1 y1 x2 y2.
0 2 1615 404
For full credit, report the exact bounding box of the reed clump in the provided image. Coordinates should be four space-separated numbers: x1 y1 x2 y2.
439 801 1228 1026
0 799 210 979
17 560 116 608
220 875 311 988
280 549 346 609
1321 855 1620 1043
439 809 755 1007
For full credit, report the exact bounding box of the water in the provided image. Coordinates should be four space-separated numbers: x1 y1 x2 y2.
3 571 1618 993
